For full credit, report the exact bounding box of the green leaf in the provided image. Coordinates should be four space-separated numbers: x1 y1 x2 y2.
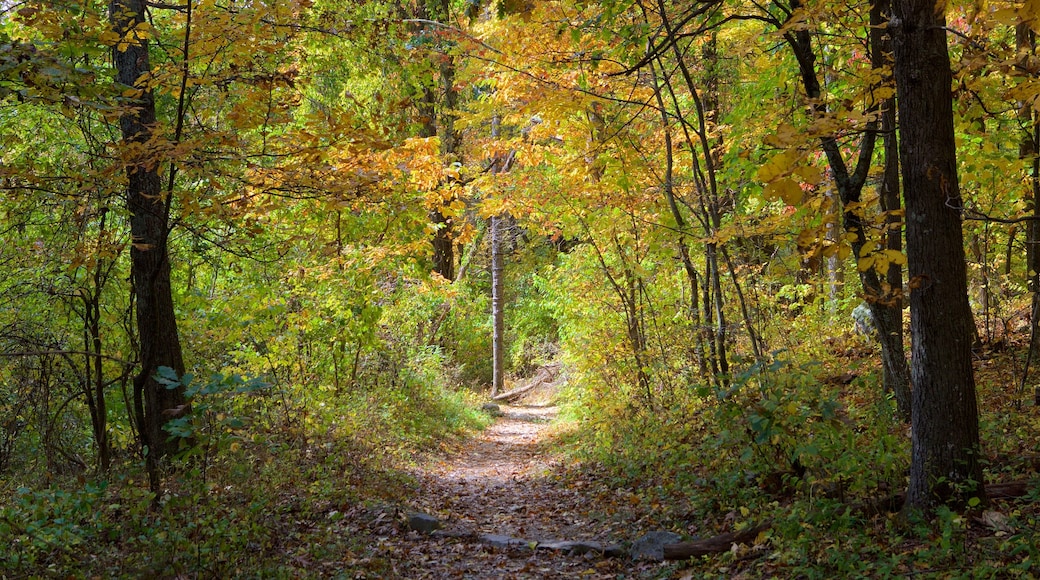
155 366 180 387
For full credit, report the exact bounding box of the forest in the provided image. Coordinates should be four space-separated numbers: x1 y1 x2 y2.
1 0 1039 577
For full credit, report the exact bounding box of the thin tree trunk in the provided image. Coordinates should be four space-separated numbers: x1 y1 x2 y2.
111 0 189 491
701 261 719 379
645 43 711 375
491 213 505 398
871 0 912 421
721 246 765 361
90 208 111 471
707 244 728 378
824 186 843 305
783 0 911 420
648 4 731 380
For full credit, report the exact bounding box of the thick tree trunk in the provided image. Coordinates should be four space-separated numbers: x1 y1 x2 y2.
1017 24 1040 368
111 0 189 482
430 209 455 281
489 116 513 398
891 0 985 510
418 78 455 281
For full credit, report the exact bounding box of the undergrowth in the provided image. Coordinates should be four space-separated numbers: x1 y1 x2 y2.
0 355 488 577
554 332 1040 578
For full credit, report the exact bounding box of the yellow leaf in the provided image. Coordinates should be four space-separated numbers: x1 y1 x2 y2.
755 529 769 545
883 249 907 265
873 86 896 101
764 123 802 148
794 165 823 184
858 255 875 271
992 8 1019 26
757 150 800 182
98 30 120 46
764 178 804 205
133 22 154 40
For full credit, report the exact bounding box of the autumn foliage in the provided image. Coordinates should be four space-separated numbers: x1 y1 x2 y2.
1 0 1039 576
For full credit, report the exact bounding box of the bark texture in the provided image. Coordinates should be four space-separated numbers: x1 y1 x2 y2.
488 116 514 398
111 0 188 474
890 0 985 509
784 0 912 419
870 0 912 421
415 0 458 281
490 213 505 398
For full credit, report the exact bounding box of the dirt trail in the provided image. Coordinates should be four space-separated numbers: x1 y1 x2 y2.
381 404 641 579
416 406 589 541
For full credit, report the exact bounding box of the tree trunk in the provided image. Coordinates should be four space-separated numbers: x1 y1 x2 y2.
1017 24 1040 368
417 0 459 281
111 0 189 486
645 46 713 375
824 185 843 305
431 209 455 281
871 0 912 421
891 0 985 510
662 522 771 560
490 212 505 398
783 0 912 420
418 72 455 281
489 115 510 398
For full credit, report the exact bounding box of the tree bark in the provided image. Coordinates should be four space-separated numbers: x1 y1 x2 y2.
491 212 505 398
662 522 771 560
645 45 712 375
1017 24 1040 371
415 0 458 281
489 116 514 398
783 0 912 420
871 0 912 422
891 0 985 509
111 0 189 484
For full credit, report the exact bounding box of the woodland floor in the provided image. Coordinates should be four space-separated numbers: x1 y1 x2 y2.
341 404 678 579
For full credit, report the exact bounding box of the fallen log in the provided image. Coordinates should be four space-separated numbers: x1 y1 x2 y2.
492 364 560 402
491 380 542 402
854 479 1036 517
662 521 771 561
985 479 1034 500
